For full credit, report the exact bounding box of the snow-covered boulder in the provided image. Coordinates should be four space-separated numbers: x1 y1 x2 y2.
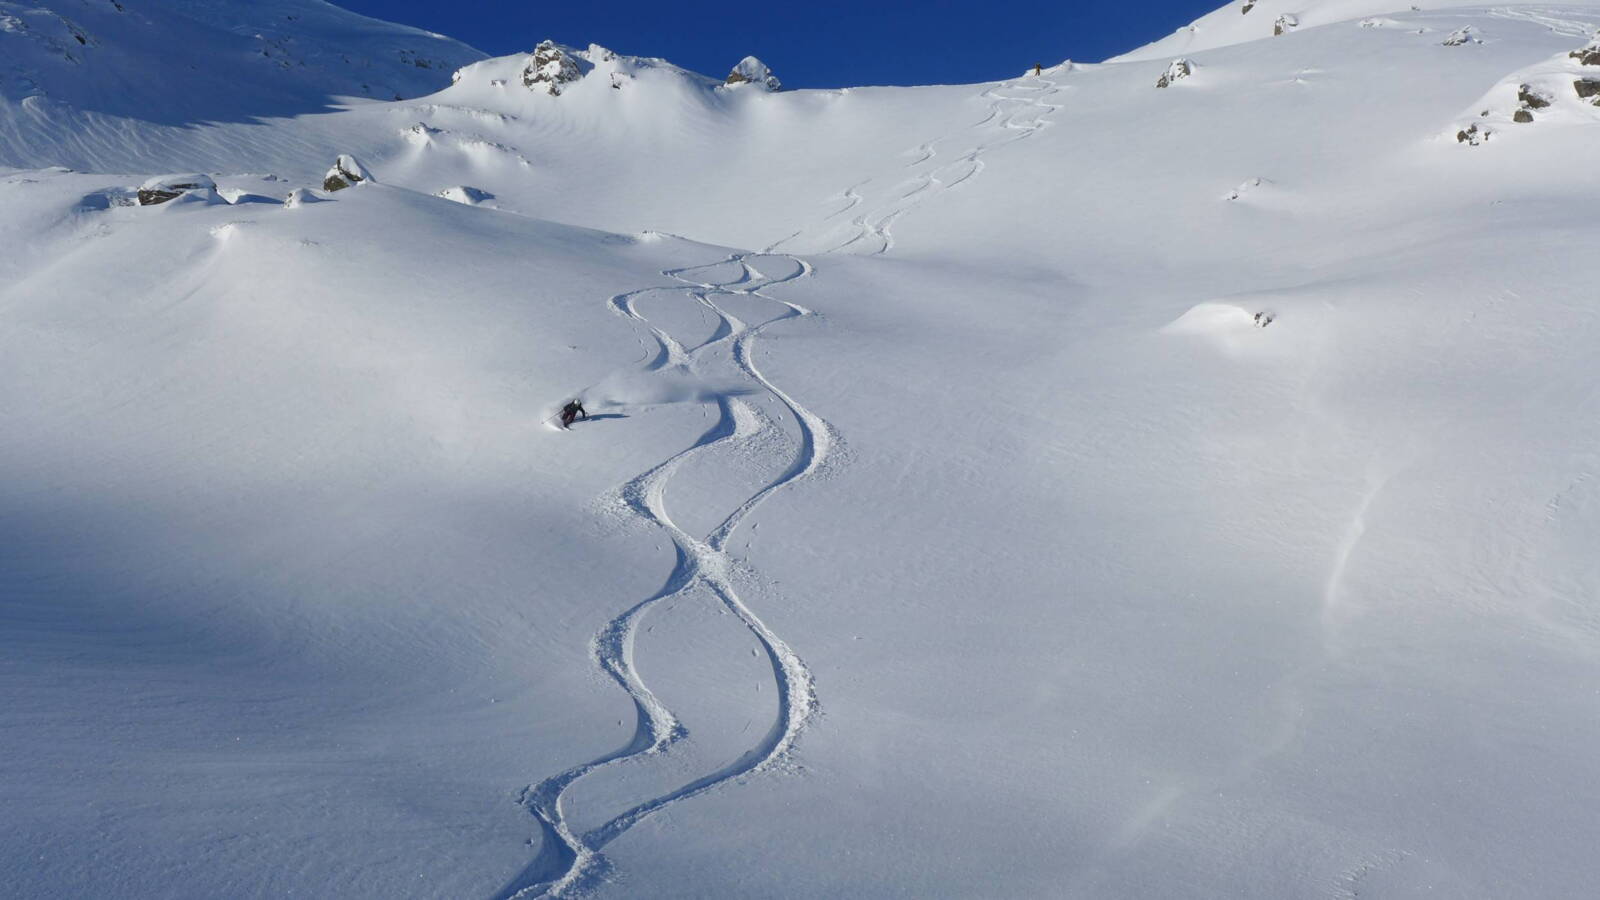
725 56 781 91
1576 78 1600 103
1156 58 1193 88
1226 177 1267 201
322 154 371 192
1442 27 1482 47
283 188 325 208
1274 14 1298 37
1571 33 1600 66
403 122 443 144
136 173 216 206
522 40 583 96
435 185 493 206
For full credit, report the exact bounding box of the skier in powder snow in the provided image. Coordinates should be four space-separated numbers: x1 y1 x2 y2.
559 399 588 429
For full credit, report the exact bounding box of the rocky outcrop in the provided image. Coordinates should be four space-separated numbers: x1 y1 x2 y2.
1518 84 1552 109
522 40 583 96
1241 1 1256 13
1456 122 1491 145
322 155 371 192
725 56 781 91
1575 78 1600 102
1512 84 1553 123
1274 14 1298 36
1571 33 1600 66
136 173 216 206
1442 27 1481 47
1156 59 1193 88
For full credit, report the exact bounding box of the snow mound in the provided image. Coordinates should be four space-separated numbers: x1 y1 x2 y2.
1164 300 1262 334
435 185 493 205
283 187 325 208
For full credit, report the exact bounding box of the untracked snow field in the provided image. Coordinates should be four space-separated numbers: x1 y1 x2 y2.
4 1 1600 898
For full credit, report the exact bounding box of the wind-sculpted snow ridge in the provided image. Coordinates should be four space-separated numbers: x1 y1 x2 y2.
774 76 1062 256
500 252 832 899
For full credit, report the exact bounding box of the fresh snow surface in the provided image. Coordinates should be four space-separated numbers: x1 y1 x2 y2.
4 2 1600 898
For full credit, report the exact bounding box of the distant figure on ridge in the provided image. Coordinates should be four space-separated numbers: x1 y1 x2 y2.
560 399 588 430
1034 62 1043 76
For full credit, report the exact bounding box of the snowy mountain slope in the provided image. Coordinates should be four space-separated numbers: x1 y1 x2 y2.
4 1 1600 898
0 168 771 898
0 0 482 165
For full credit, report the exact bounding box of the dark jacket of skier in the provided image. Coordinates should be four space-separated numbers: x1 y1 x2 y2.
560 400 588 429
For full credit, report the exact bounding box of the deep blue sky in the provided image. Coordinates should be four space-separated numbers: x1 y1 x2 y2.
337 0 1225 89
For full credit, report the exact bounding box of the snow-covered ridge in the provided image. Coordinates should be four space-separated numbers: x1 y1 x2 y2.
0 0 483 160
448 40 772 99
1117 0 1600 61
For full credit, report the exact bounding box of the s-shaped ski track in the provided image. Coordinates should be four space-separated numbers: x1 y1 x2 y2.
498 253 831 899
772 75 1062 256
501 71 1061 900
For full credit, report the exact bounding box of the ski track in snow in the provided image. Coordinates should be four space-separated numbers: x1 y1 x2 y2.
501 74 1059 899
499 253 831 899
775 76 1062 256
1487 5 1600 37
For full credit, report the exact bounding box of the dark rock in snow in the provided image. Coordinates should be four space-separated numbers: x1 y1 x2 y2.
1442 27 1481 47
1241 1 1255 14
1274 15 1298 36
1512 108 1534 124
1575 78 1600 101
1517 84 1552 109
1456 123 1490 145
725 57 781 91
1571 33 1600 66
137 173 217 206
322 154 371 192
522 40 583 96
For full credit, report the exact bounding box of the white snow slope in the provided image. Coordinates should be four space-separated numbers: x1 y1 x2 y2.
4 1 1600 898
